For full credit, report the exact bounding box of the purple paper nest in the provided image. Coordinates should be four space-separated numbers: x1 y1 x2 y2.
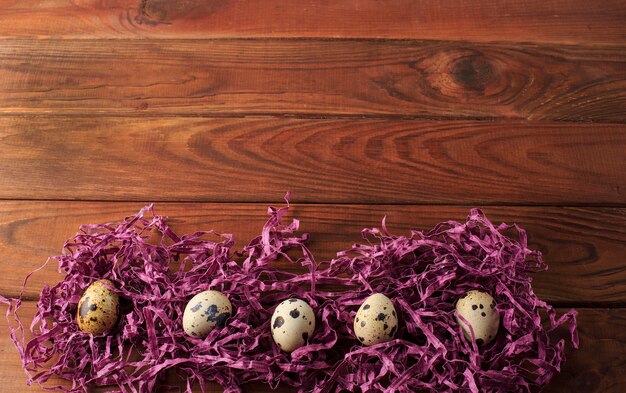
2 197 578 393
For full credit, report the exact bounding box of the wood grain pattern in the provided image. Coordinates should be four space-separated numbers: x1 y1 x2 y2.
0 302 616 392
0 202 624 304
0 2 623 391
1 117 625 204
0 0 625 45
0 40 625 121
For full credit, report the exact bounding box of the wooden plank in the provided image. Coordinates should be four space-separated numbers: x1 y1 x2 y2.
0 1 624 45
0 40 625 121
0 303 619 392
1 117 624 204
0 202 624 304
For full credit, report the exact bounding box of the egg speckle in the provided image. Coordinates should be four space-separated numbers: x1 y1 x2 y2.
354 293 398 346
183 290 232 338
455 290 500 346
77 279 119 334
271 298 315 352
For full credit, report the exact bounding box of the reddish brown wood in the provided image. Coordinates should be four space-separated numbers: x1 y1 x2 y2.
0 202 624 304
0 2 622 391
1 117 625 204
0 0 624 45
0 302 615 392
0 40 625 121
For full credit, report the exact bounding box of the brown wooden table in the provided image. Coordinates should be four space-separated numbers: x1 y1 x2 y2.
0 1 625 392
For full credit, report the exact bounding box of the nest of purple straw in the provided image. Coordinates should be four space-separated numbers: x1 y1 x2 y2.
2 198 578 392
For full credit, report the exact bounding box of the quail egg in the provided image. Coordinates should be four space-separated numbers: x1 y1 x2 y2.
271 298 316 352
354 293 398 346
77 279 119 334
183 290 232 338
455 290 500 346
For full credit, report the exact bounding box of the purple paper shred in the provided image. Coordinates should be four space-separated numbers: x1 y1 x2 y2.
1 199 578 393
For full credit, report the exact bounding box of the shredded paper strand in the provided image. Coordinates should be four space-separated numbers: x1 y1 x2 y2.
2 200 577 392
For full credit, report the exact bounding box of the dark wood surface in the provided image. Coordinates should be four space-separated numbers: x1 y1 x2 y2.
0 202 625 306
0 1 625 392
1 39 625 121
1 117 624 204
0 0 624 45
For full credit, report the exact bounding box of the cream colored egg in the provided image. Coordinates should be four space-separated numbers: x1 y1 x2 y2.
77 279 119 334
271 298 316 352
455 290 500 346
354 293 398 346
183 290 232 338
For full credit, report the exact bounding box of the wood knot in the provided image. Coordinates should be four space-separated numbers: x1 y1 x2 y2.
450 55 494 92
137 0 228 24
408 48 513 104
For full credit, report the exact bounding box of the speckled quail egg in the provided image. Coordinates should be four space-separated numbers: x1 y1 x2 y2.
183 290 232 338
77 279 119 334
455 290 500 346
271 298 316 352
354 293 398 346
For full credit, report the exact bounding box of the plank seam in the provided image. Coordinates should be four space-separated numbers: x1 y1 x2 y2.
0 112 624 124
0 198 625 208
0 36 626 48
